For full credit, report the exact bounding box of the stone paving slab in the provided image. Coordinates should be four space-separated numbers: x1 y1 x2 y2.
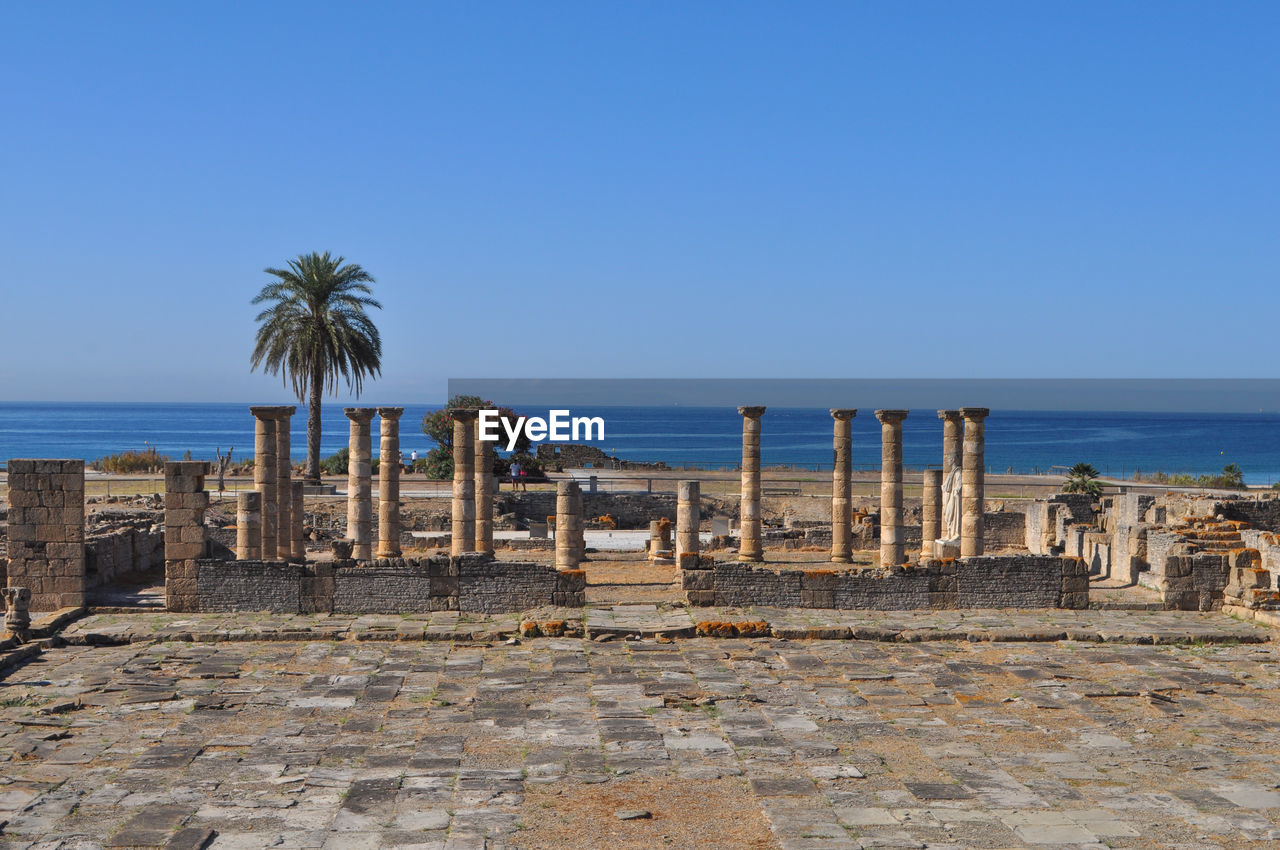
55 605 1276 647
1 638 1280 847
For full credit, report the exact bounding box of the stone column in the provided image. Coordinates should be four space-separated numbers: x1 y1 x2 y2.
249 407 278 560
937 410 962 539
737 406 766 562
291 480 306 561
450 409 478 556
649 519 673 563
830 409 857 563
921 469 942 560
572 484 586 560
555 479 583 570
474 421 495 556
676 480 701 563
377 407 405 558
236 491 262 560
961 408 990 558
875 410 908 567
938 410 962 480
274 407 296 560
343 407 376 560
164 461 210 613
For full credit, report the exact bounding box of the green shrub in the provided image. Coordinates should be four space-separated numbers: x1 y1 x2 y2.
94 447 170 473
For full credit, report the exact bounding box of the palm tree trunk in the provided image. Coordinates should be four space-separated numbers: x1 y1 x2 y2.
307 361 323 484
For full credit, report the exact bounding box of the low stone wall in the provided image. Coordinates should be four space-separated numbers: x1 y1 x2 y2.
682 555 1088 610
983 511 1027 550
1216 498 1280 532
195 555 585 614
495 492 678 529
85 525 164 586
198 561 303 613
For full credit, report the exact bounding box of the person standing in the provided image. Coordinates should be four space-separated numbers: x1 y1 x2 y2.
510 460 522 490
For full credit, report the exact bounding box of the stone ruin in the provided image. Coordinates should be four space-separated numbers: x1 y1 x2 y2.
1025 486 1280 616
169 406 587 614
0 403 1111 617
674 406 1089 610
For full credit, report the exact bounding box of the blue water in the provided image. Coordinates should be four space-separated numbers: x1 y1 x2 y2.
1 403 1278 485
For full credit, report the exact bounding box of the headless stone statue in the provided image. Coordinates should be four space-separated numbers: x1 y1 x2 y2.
3 587 32 642
940 468 962 543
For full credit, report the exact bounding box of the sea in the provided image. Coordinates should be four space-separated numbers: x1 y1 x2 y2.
2 403 1279 486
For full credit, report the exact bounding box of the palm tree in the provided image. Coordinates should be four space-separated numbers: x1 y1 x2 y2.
1062 462 1102 497
250 252 383 484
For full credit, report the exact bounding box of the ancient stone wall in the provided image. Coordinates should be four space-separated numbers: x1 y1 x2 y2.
1215 498 1280 531
982 511 1027 550
682 555 1087 610
197 561 304 613
195 555 585 614
85 524 164 586
495 492 677 528
6 459 85 611
536 443 668 470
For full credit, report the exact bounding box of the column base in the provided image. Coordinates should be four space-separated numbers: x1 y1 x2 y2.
830 555 852 564
934 539 961 559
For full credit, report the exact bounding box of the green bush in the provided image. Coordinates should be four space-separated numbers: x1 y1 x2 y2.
320 447 349 476
94 447 170 473
1131 464 1247 490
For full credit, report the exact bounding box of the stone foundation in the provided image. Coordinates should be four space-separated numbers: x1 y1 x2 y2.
194 554 586 614
681 555 1088 610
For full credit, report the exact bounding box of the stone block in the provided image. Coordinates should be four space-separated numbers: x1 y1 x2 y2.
166 541 206 560
430 575 459 597
178 525 208 545
682 570 714 591
801 589 834 608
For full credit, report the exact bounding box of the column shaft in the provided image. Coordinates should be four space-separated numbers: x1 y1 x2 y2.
344 408 376 560
921 469 942 560
450 410 477 556
938 410 963 539
676 480 700 563
274 408 296 560
555 479 582 570
250 409 277 559
291 480 306 561
236 491 262 560
961 408 989 558
830 409 856 563
876 410 908 567
737 406 766 562
474 422 495 555
377 408 404 557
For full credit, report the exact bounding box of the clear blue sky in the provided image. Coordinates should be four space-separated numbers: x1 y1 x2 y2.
4 2 1277 403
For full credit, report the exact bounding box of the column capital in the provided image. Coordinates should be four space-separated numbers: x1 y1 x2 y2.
449 407 479 422
960 407 990 420
377 406 405 421
937 409 962 421
875 409 908 424
830 408 857 420
737 405 766 418
250 405 294 420
343 407 377 422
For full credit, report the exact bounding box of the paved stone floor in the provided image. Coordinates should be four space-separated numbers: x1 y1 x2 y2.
3 633 1280 849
